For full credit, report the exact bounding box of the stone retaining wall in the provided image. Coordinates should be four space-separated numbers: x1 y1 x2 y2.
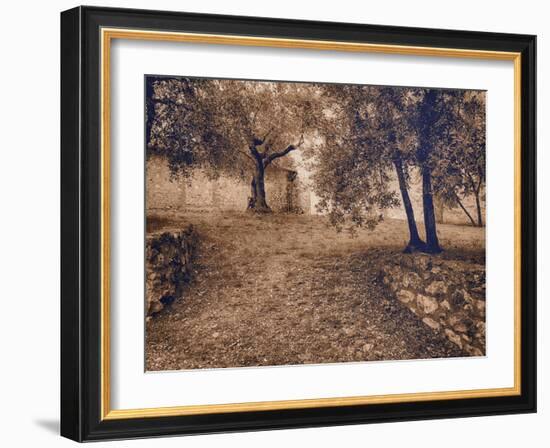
146 226 197 316
380 254 486 356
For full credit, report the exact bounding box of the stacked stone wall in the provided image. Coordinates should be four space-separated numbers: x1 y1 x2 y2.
146 227 196 316
380 254 486 356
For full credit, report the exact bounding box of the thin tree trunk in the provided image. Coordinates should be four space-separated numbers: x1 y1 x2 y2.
422 165 442 254
455 194 477 227
393 156 426 253
417 90 442 253
474 191 483 227
468 174 484 227
434 194 444 223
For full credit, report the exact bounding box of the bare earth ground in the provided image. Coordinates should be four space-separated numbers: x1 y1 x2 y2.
146 212 485 371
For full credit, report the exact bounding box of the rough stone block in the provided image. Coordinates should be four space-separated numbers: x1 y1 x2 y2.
422 317 440 331
416 294 439 314
397 289 416 304
444 328 463 348
426 280 448 296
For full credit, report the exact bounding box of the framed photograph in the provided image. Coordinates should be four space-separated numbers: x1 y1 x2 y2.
60 6 536 441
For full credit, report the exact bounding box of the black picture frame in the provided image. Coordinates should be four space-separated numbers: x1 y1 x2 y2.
61 5 536 442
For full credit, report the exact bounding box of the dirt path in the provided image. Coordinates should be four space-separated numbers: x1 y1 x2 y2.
146 213 471 370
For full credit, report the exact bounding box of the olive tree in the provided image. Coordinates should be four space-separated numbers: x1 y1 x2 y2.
146 76 323 212
311 84 425 252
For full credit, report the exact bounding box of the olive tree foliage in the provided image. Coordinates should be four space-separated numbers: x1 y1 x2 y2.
146 77 232 179
430 91 486 227
311 85 424 250
311 85 486 252
146 76 324 212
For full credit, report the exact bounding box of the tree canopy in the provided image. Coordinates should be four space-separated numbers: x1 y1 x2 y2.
310 84 486 252
146 76 486 251
147 76 324 211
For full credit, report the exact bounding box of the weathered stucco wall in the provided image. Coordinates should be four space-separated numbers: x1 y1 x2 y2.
380 254 486 356
146 155 310 214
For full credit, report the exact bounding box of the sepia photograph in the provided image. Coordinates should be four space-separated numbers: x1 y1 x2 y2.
144 75 486 371
56 5 538 442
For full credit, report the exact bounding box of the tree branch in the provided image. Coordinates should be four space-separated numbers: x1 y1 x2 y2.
251 128 274 148
466 172 477 192
454 192 477 227
296 133 305 148
248 144 263 163
265 144 297 166
239 149 256 164
476 176 483 194
261 127 274 144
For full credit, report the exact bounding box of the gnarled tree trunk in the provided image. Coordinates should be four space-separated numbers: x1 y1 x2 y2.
248 177 257 209
247 137 299 213
247 161 270 212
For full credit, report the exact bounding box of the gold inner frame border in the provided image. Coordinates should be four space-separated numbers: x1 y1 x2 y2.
99 27 522 421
